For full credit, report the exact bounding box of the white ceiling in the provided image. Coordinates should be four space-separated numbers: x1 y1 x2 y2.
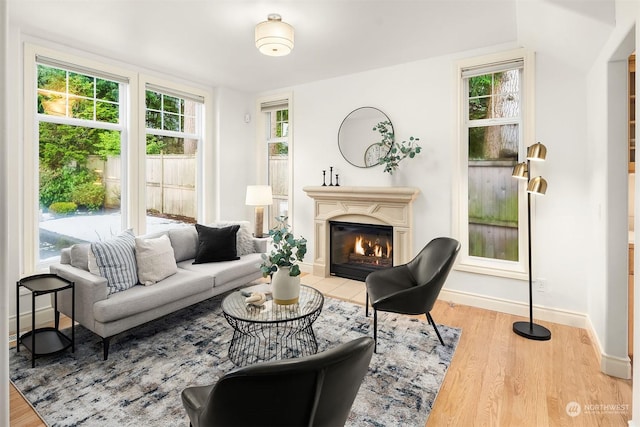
8 0 614 93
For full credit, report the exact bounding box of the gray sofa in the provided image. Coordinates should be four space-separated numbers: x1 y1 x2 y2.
49 222 267 360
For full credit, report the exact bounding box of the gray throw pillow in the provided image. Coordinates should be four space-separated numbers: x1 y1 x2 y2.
70 243 91 271
168 226 198 262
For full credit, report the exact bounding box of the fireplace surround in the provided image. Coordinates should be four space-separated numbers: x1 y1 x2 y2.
303 186 420 280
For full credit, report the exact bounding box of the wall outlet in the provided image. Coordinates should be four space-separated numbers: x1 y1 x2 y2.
535 278 547 293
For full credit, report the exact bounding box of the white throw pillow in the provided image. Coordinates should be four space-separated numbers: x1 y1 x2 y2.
135 234 178 286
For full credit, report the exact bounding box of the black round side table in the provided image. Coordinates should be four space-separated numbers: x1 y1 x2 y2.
222 284 324 366
16 273 75 368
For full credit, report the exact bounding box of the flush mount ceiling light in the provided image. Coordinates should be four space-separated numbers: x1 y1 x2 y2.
255 14 294 57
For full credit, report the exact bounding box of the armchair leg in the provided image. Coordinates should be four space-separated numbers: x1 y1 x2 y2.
373 309 378 353
426 312 445 346
365 292 369 317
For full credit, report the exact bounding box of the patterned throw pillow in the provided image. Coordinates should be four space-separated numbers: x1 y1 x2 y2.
212 221 254 256
90 230 138 294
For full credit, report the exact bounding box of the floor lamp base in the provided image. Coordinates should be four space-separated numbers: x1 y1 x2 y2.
513 321 551 341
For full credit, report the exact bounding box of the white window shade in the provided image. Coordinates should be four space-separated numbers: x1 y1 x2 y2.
146 84 204 104
36 55 129 83
462 59 524 79
261 99 288 113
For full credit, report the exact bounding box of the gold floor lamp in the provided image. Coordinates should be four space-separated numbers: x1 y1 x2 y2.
511 142 551 341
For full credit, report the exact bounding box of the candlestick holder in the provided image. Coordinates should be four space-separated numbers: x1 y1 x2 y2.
335 174 340 186
329 167 334 186
322 170 326 186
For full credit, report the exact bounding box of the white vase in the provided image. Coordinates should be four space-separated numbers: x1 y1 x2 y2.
272 266 301 305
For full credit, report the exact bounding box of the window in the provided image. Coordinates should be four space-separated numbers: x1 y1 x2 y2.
36 60 125 264
261 98 290 229
25 45 210 272
144 86 203 231
454 50 533 278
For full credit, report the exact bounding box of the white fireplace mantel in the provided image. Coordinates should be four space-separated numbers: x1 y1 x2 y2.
302 186 420 278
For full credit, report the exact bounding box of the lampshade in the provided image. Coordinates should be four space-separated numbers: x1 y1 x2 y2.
526 142 547 161
255 14 294 57
527 176 548 195
512 162 528 180
246 185 273 206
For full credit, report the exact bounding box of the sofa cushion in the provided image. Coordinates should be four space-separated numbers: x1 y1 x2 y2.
93 270 212 323
212 221 254 256
178 252 263 287
89 230 138 295
169 226 198 262
193 224 240 264
135 234 178 285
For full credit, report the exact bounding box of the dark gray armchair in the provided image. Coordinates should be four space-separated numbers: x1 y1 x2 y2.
365 237 460 352
181 336 375 427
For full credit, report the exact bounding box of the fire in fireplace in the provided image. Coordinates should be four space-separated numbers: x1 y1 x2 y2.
329 221 393 281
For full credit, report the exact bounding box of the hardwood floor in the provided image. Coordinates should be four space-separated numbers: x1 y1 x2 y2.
10 276 632 426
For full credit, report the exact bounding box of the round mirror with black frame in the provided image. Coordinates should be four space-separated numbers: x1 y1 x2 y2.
338 107 393 168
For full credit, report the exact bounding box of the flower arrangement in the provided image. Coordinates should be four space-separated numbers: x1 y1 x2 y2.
373 120 422 174
259 216 307 277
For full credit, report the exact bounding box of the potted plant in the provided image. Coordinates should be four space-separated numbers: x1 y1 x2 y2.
260 216 307 304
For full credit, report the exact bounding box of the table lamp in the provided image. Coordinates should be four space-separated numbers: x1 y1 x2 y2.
245 185 273 238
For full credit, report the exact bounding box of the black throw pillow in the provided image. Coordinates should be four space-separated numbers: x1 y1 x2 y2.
193 224 240 264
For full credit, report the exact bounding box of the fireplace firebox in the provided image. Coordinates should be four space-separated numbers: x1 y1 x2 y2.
329 221 393 281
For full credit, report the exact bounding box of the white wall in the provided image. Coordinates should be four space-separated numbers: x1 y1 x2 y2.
267 35 595 319
585 0 637 380
214 87 258 223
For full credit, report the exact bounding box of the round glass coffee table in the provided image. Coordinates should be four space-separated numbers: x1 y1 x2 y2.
221 284 324 366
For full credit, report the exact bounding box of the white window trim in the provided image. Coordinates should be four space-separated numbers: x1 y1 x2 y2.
23 43 213 274
138 78 209 230
452 48 535 280
255 92 293 225
24 43 136 272
136 75 212 232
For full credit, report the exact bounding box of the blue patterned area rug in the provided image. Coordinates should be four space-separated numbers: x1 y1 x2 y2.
10 290 461 427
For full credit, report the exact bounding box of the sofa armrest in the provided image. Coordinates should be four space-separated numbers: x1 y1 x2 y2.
253 237 270 254
50 263 109 333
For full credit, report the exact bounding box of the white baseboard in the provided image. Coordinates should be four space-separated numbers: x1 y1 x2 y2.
438 288 588 328
600 353 632 379
8 306 55 338
439 287 632 379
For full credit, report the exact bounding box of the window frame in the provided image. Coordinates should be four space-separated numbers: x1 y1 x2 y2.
452 49 535 280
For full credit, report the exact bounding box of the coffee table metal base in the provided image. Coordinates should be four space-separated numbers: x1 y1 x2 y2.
223 310 321 366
